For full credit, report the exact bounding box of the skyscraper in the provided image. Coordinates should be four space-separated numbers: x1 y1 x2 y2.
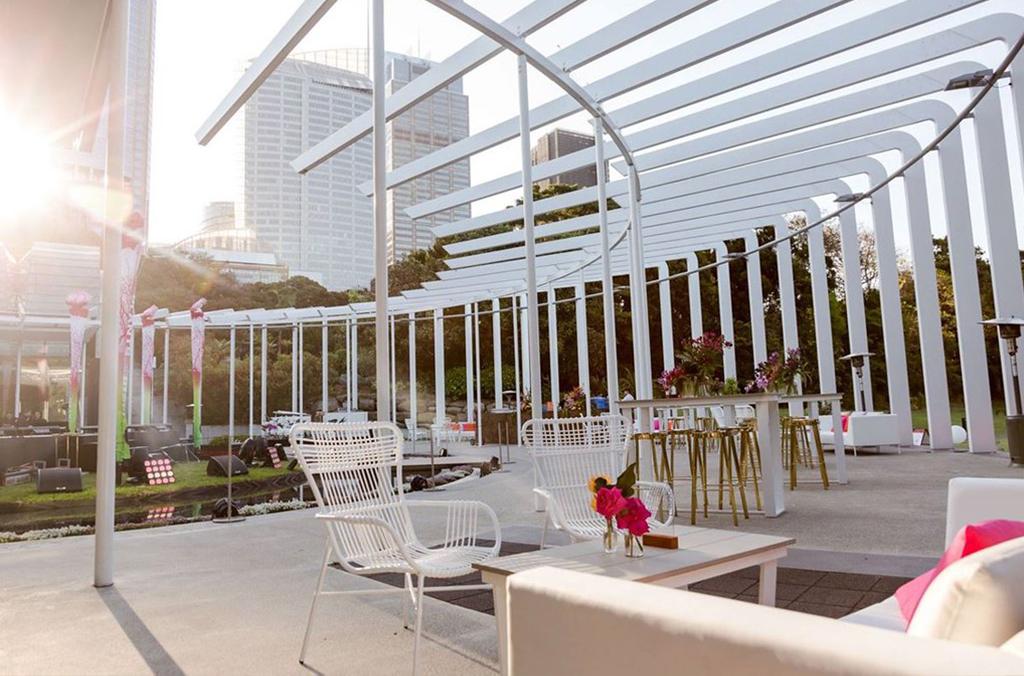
530 128 598 189
240 49 469 290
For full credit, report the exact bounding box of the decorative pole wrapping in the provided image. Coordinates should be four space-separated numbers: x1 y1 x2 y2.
190 298 207 448
66 291 91 435
116 212 145 462
140 305 158 425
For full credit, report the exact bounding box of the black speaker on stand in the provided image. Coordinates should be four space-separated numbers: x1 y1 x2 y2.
37 467 84 493
206 455 249 477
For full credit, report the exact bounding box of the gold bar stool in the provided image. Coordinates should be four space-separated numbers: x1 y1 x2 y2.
712 426 750 526
738 419 762 511
782 416 830 490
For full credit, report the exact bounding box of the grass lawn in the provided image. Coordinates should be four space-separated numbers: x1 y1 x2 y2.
0 462 297 508
911 401 1007 450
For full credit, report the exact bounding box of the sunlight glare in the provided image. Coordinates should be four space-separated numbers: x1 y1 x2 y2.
0 113 61 220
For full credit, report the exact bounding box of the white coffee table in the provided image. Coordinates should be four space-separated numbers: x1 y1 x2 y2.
474 525 795 675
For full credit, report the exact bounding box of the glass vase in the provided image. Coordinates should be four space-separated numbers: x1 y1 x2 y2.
602 518 618 554
624 533 645 558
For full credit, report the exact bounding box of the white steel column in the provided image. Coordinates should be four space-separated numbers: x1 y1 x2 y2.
126 330 134 425
345 319 352 411
13 341 22 418
974 94 1024 414
685 252 703 338
473 302 483 443
260 325 267 423
773 222 800 356
434 308 445 423
744 234 768 367
512 295 522 444
594 118 619 413
351 321 359 410
228 324 236 450
517 54 542 421
371 0 390 423
390 315 397 423
902 165 952 449
95 0 128 588
805 206 837 396
290 325 298 411
408 312 418 451
519 294 530 398
547 287 559 414
657 262 674 371
162 328 169 424
869 189 914 445
575 275 591 412
492 298 502 407
714 245 737 380
837 210 873 410
626 168 653 403
249 323 254 436
297 323 304 413
465 304 475 422
321 318 329 417
937 129 994 451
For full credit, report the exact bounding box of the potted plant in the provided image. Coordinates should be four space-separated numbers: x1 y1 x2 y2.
678 331 732 395
562 385 586 417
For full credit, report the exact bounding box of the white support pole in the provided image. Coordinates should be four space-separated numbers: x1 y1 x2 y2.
434 309 445 424
351 321 359 410
297 323 304 413
290 325 298 412
512 295 523 444
249 323 254 436
82 340 88 426
657 262 674 371
408 312 417 451
519 294 530 401
228 325 236 449
974 94 1024 415
465 304 475 422
626 167 653 403
473 302 483 444
372 0 390 424
773 223 800 357
805 208 837 396
345 319 352 411
95 0 128 588
517 54 543 421
547 286 559 415
260 325 267 423
126 329 134 425
492 298 502 408
685 252 703 339
13 340 22 418
594 118 619 413
901 167 952 449
837 210 873 411
744 234 768 367
390 315 397 423
714 245 737 380
321 318 328 417
575 275 591 413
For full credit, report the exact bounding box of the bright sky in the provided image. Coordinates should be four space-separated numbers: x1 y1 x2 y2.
149 0 1024 254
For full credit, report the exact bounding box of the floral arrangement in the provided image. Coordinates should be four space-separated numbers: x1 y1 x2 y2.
261 421 281 438
590 463 652 554
657 366 690 396
562 385 586 417
675 331 733 393
746 348 807 394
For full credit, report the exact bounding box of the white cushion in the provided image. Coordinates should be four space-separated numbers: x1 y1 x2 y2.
908 537 1024 645
841 596 905 632
1003 630 1024 658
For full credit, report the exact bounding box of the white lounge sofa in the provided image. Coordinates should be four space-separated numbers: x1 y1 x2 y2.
819 411 901 452
506 478 1024 675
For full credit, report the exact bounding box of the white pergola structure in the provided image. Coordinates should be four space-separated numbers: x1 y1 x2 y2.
195 1 1024 457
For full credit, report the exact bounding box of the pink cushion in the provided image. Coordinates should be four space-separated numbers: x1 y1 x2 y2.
895 520 1024 626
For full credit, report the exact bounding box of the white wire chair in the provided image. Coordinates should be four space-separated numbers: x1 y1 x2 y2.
289 422 501 674
522 415 675 547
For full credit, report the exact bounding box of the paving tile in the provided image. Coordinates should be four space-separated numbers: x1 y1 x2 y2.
731 565 761 580
777 568 827 586
794 586 864 608
787 601 850 619
449 592 494 614
690 575 756 595
871 576 911 594
817 571 879 591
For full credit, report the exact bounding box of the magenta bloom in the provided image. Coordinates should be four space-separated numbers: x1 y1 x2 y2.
594 487 627 519
616 497 652 537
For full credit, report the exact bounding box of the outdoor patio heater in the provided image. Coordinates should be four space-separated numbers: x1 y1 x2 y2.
981 317 1024 466
840 352 874 413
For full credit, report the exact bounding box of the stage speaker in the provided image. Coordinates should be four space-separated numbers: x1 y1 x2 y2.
206 455 249 477
37 467 84 493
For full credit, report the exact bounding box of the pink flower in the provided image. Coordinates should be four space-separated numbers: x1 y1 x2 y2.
615 497 652 537
594 487 627 519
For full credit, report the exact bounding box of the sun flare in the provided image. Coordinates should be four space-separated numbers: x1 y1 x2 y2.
0 113 62 222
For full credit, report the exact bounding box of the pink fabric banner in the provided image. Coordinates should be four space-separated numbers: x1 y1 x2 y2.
190 298 207 447
66 291 91 434
116 212 146 461
140 305 158 424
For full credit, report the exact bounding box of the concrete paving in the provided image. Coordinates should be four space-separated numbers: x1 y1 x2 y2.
1 441 1021 674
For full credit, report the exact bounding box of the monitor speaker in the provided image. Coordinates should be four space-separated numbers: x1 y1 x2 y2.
37 467 84 493
206 455 249 477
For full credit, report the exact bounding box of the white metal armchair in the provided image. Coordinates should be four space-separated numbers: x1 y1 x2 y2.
522 415 675 547
289 422 501 674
